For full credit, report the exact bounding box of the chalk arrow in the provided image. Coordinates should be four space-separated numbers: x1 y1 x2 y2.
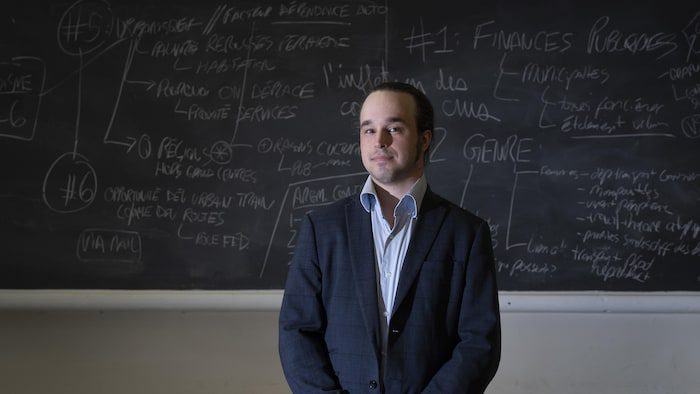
125 79 156 90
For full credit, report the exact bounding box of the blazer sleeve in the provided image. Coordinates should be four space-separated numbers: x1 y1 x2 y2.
423 220 501 394
278 214 345 393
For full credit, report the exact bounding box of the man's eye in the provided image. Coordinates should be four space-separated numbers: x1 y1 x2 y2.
362 128 374 134
388 127 401 133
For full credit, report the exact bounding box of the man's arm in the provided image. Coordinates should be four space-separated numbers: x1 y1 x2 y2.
423 220 501 393
279 214 344 393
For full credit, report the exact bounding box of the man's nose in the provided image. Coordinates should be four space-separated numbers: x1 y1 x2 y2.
376 130 391 148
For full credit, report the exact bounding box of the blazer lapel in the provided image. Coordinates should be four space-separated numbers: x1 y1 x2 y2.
345 199 381 358
392 190 448 316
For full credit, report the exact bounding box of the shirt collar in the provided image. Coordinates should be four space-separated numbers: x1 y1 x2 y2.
359 174 427 219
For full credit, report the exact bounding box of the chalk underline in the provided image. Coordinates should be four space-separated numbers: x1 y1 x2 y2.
271 21 352 26
570 133 677 139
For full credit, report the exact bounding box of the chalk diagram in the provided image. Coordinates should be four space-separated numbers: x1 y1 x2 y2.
3 0 316 270
1 0 146 263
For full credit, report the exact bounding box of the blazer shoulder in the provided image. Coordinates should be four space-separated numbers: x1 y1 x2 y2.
306 194 363 222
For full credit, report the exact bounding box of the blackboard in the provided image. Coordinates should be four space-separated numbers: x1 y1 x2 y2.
1 0 698 291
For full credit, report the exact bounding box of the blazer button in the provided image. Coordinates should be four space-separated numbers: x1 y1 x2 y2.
369 380 378 390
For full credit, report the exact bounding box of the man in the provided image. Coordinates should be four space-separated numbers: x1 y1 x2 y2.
279 82 500 393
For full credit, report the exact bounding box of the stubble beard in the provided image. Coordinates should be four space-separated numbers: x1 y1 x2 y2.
368 141 423 186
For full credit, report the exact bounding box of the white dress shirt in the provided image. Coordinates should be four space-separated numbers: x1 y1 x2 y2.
359 174 428 375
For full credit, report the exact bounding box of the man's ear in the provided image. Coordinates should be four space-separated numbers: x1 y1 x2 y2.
422 129 433 153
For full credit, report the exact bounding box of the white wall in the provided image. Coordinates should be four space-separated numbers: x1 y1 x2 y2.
491 312 700 394
1 293 699 394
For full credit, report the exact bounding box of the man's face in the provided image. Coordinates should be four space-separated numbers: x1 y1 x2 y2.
359 90 431 191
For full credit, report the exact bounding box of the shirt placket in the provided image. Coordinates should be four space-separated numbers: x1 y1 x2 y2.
380 211 408 318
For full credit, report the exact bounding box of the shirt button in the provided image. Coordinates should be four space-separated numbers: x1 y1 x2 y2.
385 271 392 277
369 380 378 390
383 311 389 317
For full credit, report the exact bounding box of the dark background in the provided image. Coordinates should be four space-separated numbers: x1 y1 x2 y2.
1 0 698 290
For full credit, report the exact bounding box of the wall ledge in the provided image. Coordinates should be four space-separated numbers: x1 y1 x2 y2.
498 291 700 313
1 290 699 313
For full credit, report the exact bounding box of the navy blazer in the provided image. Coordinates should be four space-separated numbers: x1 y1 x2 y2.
279 189 501 393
